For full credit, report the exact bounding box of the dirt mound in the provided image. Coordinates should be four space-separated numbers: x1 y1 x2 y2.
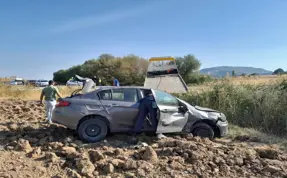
1 100 287 178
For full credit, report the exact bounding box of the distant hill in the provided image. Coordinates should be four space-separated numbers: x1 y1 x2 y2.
200 66 273 77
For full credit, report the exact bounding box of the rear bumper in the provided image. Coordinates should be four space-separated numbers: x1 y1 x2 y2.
52 108 80 130
216 120 228 137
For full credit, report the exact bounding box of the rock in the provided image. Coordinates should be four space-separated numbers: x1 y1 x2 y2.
9 123 18 131
27 147 42 158
123 159 138 170
109 159 126 168
263 165 281 173
17 139 32 153
137 169 146 177
183 153 189 159
45 152 59 163
256 147 279 159
114 148 124 156
235 157 244 166
169 161 184 170
61 146 77 155
89 150 105 162
125 172 136 178
103 163 114 174
142 146 158 163
36 166 47 177
66 168 82 178
64 137 74 143
49 142 64 149
137 160 154 172
76 158 95 176
151 143 159 148
6 146 14 150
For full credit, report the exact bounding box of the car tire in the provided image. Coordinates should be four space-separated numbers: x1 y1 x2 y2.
77 118 108 143
192 123 215 139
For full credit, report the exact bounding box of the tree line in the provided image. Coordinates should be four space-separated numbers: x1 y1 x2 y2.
53 53 212 85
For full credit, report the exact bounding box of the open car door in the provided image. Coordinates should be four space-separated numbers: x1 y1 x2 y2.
152 89 189 133
144 57 188 93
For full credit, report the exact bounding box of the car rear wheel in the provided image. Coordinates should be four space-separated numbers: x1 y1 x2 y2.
77 119 108 143
192 123 215 139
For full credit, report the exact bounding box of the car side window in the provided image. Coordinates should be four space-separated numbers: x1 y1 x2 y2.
98 90 112 100
112 88 138 102
154 90 179 106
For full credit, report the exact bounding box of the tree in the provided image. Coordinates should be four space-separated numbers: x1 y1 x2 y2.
232 70 235 77
175 54 201 81
273 68 284 75
53 53 204 85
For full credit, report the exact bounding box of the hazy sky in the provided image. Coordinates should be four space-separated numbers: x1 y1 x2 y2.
1 0 287 79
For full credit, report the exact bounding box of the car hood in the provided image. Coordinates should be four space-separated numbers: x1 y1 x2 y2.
177 98 220 112
194 106 219 113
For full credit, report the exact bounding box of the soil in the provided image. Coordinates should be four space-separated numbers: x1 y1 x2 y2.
0 99 287 178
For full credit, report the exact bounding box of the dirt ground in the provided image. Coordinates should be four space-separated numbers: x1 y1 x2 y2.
0 100 287 178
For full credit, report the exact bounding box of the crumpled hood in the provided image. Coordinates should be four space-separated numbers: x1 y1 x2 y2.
194 106 219 113
177 98 225 121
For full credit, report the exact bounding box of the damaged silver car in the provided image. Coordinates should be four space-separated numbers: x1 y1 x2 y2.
52 85 228 143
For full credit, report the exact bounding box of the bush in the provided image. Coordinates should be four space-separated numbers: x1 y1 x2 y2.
186 73 214 84
176 79 287 136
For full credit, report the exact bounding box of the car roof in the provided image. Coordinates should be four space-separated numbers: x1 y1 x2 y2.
94 86 152 92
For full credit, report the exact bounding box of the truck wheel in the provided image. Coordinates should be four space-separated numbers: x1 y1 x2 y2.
192 123 215 139
77 118 108 143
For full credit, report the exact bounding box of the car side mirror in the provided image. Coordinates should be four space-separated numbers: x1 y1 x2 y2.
178 105 186 112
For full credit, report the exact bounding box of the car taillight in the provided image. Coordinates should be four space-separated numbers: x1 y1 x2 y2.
56 100 70 107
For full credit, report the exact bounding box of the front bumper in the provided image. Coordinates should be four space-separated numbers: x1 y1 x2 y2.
216 120 228 137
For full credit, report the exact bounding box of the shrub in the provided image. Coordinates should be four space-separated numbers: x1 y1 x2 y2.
176 79 287 136
186 73 214 84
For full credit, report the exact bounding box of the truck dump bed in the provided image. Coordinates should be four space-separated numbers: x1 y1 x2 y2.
144 57 189 93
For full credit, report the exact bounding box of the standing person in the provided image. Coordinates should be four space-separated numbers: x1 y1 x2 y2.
132 92 166 143
40 80 62 124
113 77 120 86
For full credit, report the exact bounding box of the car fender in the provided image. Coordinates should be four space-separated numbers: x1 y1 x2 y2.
182 110 218 133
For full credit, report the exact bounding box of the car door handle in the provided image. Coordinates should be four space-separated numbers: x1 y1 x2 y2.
111 104 119 107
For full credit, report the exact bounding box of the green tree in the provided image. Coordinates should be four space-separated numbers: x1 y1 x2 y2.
232 70 235 76
273 68 284 75
175 54 201 81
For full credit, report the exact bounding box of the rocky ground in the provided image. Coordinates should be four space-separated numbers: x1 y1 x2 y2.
0 100 287 178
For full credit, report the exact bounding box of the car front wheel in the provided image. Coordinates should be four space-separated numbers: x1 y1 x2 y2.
77 118 108 143
192 123 215 139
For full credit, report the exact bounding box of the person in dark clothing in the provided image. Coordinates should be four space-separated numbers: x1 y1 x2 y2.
132 93 166 142
134 94 158 133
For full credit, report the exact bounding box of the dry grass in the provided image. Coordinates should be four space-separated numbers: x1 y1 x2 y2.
227 124 287 151
0 84 80 100
188 74 287 93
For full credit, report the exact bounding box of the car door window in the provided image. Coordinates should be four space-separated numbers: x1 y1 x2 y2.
98 90 112 100
153 90 179 106
112 88 138 102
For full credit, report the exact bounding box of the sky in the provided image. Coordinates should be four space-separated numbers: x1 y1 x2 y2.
1 0 287 79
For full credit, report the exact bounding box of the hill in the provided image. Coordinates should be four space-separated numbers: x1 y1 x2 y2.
200 66 272 77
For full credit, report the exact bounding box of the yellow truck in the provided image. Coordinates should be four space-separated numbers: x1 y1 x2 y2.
144 57 188 93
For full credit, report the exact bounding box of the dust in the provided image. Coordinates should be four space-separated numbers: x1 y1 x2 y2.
0 100 287 178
